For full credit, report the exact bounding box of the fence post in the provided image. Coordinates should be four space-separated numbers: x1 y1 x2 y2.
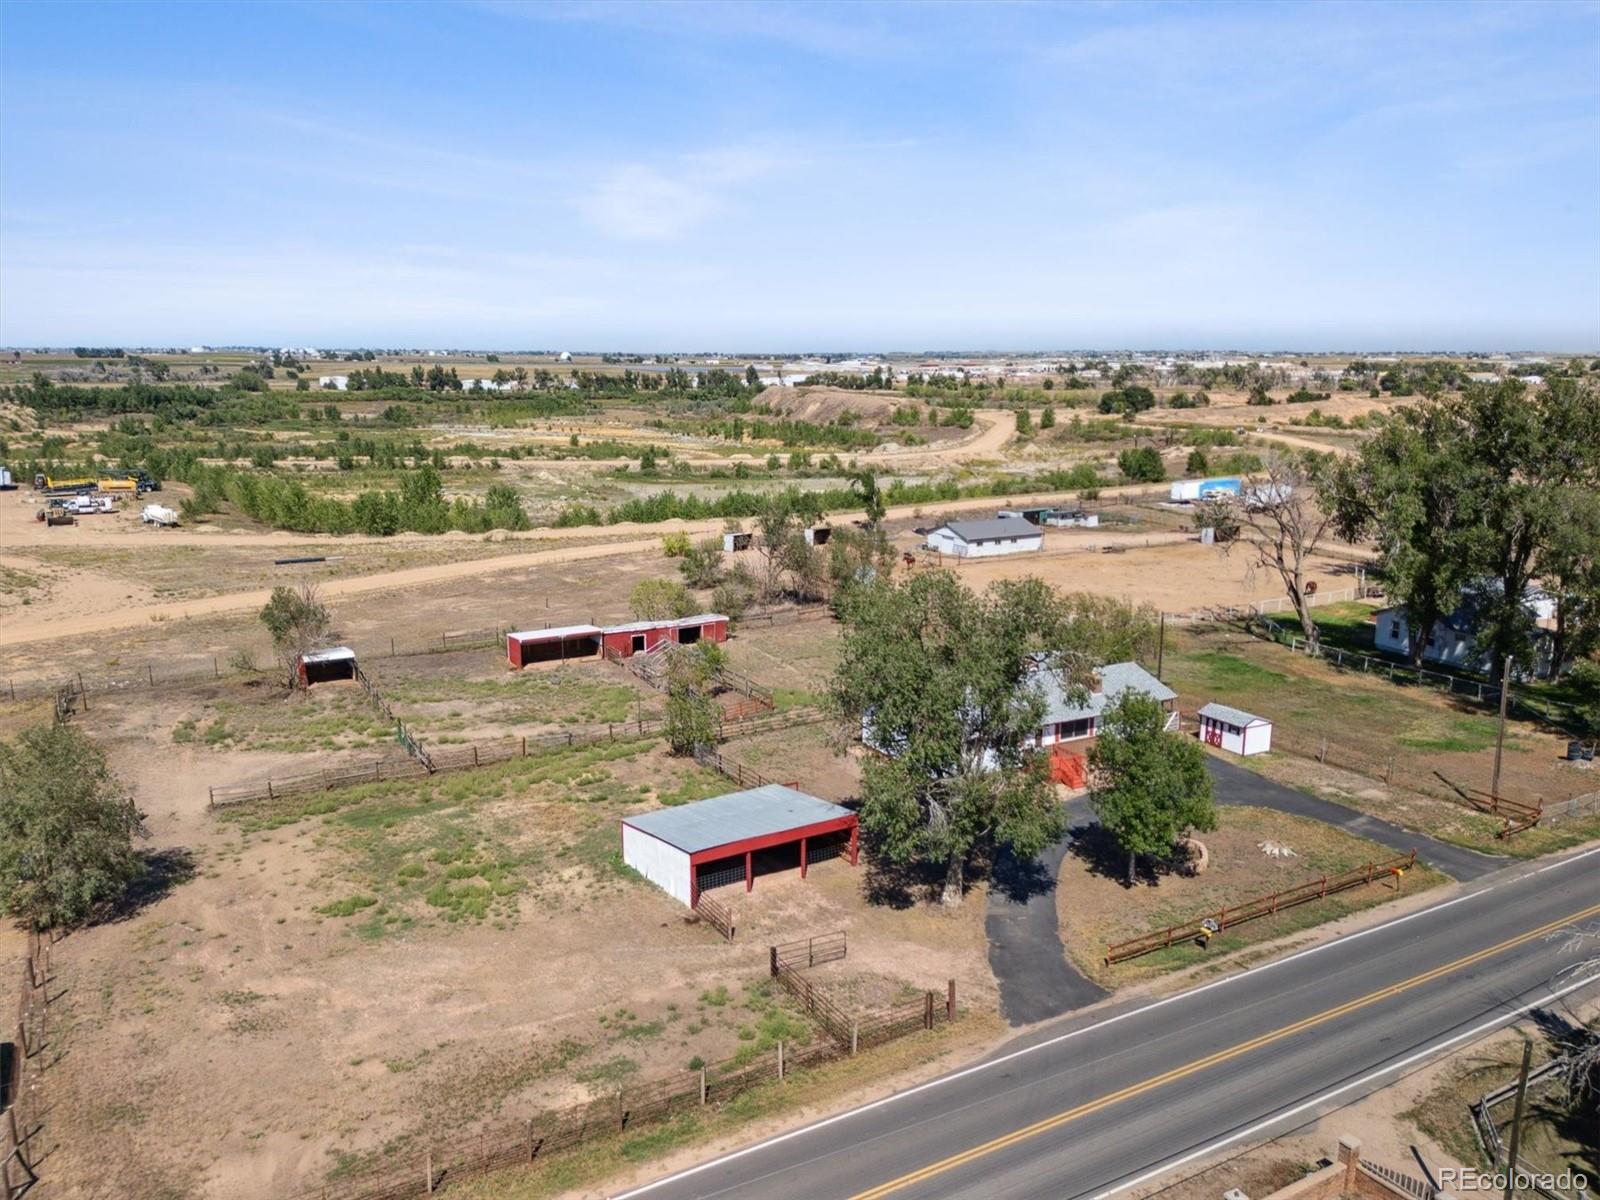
214 657 220 678
148 664 155 685
1384 757 1394 784
267 779 274 802
7 680 12 701
947 979 956 1021
851 1021 859 1055
424 1150 434 1194
1318 737 1327 764
521 736 527 757
769 946 778 977
700 1066 707 1104
778 1040 784 1081
924 991 934 1030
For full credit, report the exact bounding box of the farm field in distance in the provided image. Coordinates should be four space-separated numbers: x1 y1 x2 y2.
2 355 1597 1200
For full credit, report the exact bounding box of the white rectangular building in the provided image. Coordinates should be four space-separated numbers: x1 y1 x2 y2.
926 516 1043 558
621 785 859 907
1197 702 1272 756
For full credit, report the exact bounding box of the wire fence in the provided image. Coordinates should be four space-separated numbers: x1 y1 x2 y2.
2 931 52 1200
1217 719 1548 835
207 704 827 810
3 604 834 704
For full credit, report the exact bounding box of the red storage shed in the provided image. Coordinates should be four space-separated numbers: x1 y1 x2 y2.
600 613 729 659
507 624 603 669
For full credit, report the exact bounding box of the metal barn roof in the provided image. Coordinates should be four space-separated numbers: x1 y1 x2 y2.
602 613 728 635
1033 660 1176 724
1198 702 1270 727
934 517 1044 543
301 646 356 664
507 624 602 642
623 786 853 855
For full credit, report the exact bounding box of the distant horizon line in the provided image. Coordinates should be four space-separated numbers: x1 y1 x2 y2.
5 344 1597 358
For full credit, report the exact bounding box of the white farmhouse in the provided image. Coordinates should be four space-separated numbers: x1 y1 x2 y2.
1374 593 1559 677
1028 660 1178 748
925 516 1043 558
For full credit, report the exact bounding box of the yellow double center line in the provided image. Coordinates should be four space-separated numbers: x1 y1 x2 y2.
851 900 1600 1200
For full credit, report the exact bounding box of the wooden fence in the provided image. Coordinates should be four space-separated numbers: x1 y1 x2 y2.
692 893 735 941
207 705 827 810
3 932 51 1200
1103 850 1416 964
768 931 954 1053
692 745 795 792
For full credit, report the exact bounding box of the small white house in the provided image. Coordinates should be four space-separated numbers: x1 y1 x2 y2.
1197 702 1272 756
318 375 349 391
1375 596 1558 677
926 516 1043 558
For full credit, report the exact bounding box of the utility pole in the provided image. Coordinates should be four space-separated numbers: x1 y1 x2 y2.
1491 655 1514 800
1156 612 1167 681
1503 1039 1532 1200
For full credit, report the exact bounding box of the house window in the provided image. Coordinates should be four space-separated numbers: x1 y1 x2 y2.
1056 717 1095 741
1389 620 1401 638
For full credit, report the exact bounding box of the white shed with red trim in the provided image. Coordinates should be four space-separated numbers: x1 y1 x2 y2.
621 785 858 907
1197 702 1272 756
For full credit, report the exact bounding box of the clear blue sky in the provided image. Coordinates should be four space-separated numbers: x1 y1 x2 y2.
2 0 1596 350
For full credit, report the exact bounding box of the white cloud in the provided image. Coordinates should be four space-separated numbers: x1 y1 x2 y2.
574 146 786 240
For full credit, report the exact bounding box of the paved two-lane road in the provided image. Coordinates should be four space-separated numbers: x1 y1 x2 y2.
617 845 1600 1200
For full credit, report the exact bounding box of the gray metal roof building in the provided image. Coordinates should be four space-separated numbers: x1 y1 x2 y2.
624 786 853 854
1032 660 1175 724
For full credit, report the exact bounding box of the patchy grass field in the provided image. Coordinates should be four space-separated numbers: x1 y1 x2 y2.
36 670 991 1200
1402 1027 1599 1181
1058 806 1446 987
1163 623 1596 851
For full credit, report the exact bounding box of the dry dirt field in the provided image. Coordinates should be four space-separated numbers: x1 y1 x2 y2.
21 651 985 1200
922 536 1363 616
1058 805 1446 988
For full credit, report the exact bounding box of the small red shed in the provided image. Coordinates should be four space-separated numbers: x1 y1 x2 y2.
296 646 357 687
507 624 604 669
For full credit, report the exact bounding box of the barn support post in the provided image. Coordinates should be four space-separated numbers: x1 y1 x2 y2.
745 851 753 893
800 837 808 880
848 824 859 865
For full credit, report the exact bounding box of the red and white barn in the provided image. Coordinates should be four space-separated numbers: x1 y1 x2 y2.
1197 702 1273 756
599 613 729 660
506 624 604 669
621 785 858 907
296 646 357 687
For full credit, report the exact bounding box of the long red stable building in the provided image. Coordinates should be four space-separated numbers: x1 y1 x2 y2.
508 613 728 669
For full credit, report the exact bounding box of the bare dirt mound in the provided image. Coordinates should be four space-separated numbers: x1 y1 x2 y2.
759 385 905 426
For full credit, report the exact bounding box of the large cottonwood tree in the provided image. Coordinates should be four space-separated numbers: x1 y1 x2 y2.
831 571 1158 905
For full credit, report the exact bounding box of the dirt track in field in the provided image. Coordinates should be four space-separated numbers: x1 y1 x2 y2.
0 478 1171 649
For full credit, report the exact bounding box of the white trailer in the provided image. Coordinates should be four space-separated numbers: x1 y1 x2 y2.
141 504 180 527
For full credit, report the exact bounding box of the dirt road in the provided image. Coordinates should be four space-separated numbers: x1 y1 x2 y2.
0 481 1166 648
